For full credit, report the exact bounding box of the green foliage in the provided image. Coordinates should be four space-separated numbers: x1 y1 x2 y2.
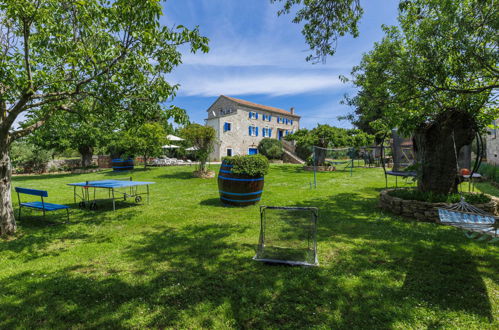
286 125 373 165
346 0 498 137
477 163 499 183
9 140 51 174
180 124 216 173
257 138 284 160
223 155 270 177
121 122 167 168
272 0 363 62
0 0 208 143
388 189 491 204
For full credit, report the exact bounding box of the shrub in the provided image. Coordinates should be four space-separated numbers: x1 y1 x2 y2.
388 189 490 204
223 155 269 177
257 138 284 160
10 140 51 174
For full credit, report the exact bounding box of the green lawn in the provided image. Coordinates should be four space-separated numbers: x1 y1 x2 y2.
1 165 497 329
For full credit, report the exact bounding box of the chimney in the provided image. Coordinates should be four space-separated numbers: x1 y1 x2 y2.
290 107 295 115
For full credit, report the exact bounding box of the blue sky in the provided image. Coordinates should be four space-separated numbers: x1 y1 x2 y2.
162 0 400 129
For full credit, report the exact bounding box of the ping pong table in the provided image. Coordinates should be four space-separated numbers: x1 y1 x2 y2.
67 178 155 211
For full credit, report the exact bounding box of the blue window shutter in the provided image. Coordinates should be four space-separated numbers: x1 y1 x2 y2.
249 126 252 135
290 120 293 125
256 127 259 136
269 115 272 121
269 129 272 137
249 112 252 119
256 113 259 119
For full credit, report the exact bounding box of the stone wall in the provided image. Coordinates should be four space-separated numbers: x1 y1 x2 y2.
379 189 499 222
486 119 499 165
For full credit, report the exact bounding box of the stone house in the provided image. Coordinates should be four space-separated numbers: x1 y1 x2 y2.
205 95 301 161
486 119 499 165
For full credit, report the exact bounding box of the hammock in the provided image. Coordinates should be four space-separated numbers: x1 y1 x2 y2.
435 132 497 242
438 198 498 243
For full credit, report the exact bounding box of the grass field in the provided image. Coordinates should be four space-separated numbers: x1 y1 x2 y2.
1 165 498 328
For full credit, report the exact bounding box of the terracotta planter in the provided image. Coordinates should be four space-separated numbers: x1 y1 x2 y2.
218 162 264 206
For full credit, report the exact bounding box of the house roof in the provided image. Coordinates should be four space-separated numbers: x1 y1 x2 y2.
220 95 300 118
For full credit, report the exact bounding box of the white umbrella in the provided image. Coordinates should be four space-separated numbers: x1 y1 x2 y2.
162 144 180 149
167 134 184 141
185 146 199 151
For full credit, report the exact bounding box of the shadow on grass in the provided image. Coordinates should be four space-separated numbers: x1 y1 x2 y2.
0 192 495 328
157 171 197 180
199 197 229 208
0 205 140 262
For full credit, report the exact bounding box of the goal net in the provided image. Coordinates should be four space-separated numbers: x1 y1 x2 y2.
254 206 318 266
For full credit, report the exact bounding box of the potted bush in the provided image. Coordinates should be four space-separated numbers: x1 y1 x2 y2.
218 155 269 206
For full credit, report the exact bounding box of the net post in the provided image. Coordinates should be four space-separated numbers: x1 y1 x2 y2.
313 146 317 188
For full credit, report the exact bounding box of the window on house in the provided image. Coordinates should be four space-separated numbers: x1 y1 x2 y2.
263 127 271 137
223 122 231 132
249 112 257 119
248 126 258 136
248 148 258 155
268 115 272 122
227 148 233 156
290 119 293 125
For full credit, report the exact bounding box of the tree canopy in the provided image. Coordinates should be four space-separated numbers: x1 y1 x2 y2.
346 0 498 136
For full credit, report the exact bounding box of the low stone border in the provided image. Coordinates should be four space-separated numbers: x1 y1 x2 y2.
70 168 104 174
379 189 499 223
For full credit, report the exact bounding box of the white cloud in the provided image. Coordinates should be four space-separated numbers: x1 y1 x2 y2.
176 73 345 97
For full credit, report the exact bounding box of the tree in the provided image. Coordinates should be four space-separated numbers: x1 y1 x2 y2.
286 124 351 165
0 0 208 236
180 124 216 174
346 0 498 194
258 138 284 160
122 122 166 169
272 0 363 62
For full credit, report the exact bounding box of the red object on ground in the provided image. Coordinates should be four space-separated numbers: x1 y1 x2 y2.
460 168 471 176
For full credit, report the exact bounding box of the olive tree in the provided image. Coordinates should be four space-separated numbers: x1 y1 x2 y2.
346 0 498 194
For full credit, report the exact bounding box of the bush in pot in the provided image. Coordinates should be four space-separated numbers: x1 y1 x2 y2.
218 155 269 206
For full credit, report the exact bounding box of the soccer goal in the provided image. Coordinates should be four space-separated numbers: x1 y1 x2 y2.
254 206 318 266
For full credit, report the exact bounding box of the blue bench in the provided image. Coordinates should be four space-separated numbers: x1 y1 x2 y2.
15 187 70 222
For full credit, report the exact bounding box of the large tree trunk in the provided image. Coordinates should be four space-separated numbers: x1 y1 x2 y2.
79 145 94 168
413 109 476 194
0 142 16 236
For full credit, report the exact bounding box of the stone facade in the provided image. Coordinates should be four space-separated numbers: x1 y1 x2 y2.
205 95 300 161
486 119 499 165
379 189 499 222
